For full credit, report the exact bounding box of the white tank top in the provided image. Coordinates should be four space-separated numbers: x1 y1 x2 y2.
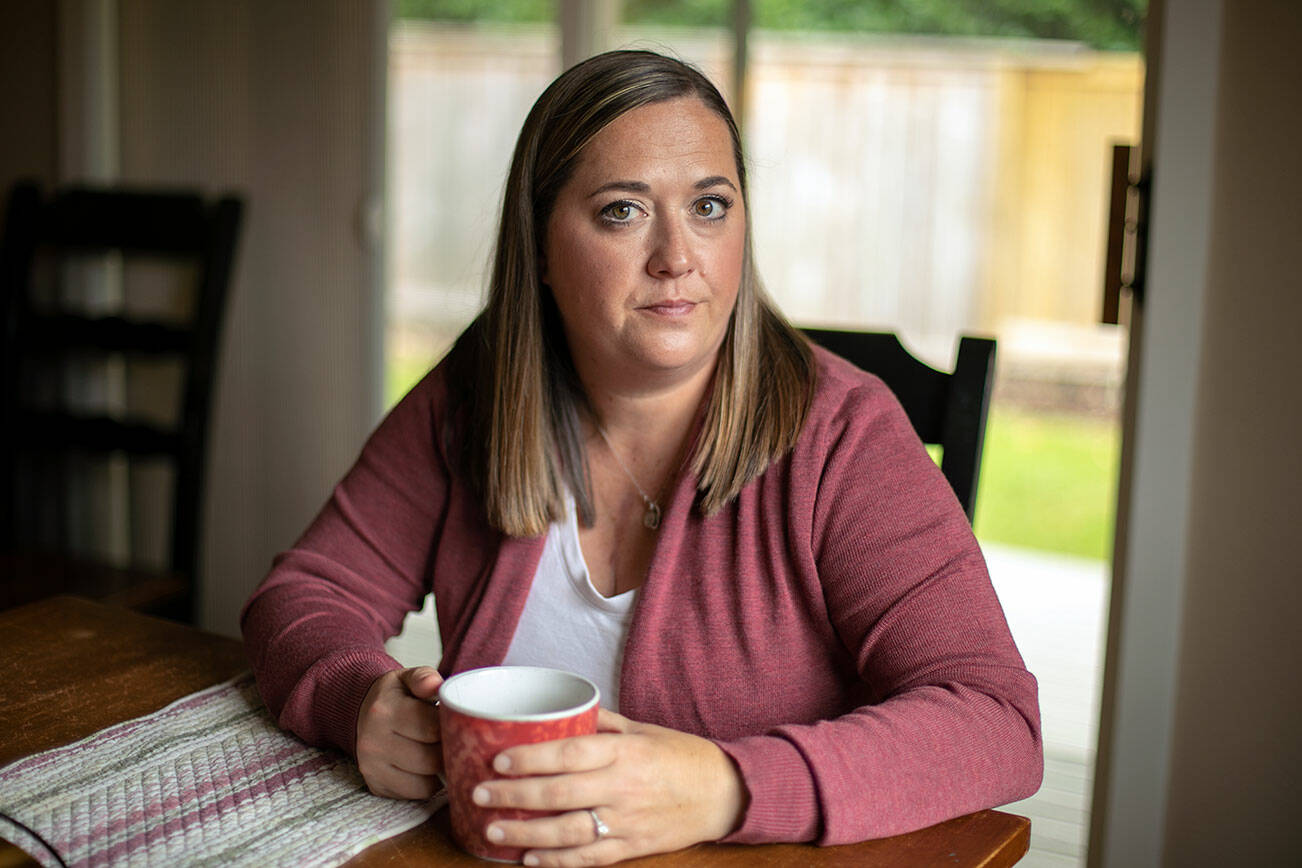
501 494 637 710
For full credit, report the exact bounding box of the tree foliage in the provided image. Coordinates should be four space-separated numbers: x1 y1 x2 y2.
397 0 1146 51
750 0 1146 50
397 0 552 25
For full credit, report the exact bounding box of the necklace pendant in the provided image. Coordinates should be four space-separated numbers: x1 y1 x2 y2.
643 502 662 530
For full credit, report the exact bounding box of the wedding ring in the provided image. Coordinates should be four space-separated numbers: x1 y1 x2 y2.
587 808 610 841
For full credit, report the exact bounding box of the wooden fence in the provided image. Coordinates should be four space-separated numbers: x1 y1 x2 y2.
390 23 1142 368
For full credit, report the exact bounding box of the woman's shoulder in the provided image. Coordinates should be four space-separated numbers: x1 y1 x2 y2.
784 341 931 478
805 343 906 431
788 344 955 526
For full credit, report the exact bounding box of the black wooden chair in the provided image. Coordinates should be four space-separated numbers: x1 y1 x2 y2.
0 181 243 622
801 328 997 521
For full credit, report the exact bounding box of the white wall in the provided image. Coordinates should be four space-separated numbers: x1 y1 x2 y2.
1093 1 1302 864
1161 1 1302 863
1089 0 1222 863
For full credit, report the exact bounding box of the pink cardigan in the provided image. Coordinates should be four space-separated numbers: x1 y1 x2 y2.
241 346 1042 845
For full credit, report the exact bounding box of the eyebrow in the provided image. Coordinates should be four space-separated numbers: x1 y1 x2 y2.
694 175 738 192
586 175 739 198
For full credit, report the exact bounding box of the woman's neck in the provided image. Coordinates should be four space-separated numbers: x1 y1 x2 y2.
579 356 715 460
569 360 713 529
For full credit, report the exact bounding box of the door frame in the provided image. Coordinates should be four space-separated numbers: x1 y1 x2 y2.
1088 1 1225 864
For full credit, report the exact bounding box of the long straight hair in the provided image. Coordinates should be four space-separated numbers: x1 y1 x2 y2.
447 50 814 537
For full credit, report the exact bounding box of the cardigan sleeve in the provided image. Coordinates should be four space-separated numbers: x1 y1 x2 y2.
240 368 452 754
717 378 1043 845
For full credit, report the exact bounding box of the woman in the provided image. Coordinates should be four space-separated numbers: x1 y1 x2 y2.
242 50 1041 867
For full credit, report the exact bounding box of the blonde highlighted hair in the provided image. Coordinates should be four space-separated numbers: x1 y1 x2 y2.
445 50 814 537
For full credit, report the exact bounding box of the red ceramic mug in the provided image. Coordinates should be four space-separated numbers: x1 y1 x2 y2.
438 666 601 862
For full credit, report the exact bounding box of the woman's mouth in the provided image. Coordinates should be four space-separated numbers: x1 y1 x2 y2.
640 299 698 316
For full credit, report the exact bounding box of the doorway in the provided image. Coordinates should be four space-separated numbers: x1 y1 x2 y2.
384 5 1146 865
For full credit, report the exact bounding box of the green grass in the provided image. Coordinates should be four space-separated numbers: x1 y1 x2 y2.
972 405 1121 561
386 352 438 409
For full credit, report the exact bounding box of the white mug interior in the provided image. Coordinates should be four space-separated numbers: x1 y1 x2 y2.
438 666 600 722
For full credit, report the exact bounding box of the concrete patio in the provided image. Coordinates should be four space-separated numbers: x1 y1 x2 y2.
986 543 1108 867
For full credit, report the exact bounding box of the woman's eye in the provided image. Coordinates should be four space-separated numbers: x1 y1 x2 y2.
600 201 638 223
692 195 731 219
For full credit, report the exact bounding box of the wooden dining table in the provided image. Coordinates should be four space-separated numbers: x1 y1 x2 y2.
0 597 1030 867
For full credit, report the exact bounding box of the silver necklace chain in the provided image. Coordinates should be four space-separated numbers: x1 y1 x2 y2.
594 423 662 530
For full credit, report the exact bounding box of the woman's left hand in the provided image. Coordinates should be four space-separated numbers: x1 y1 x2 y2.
472 708 746 866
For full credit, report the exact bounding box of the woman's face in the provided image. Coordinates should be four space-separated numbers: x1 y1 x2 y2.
542 97 745 390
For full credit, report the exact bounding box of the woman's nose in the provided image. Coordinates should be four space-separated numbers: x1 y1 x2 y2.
646 218 693 279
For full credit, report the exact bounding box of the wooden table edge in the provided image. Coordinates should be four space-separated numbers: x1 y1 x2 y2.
0 597 1033 866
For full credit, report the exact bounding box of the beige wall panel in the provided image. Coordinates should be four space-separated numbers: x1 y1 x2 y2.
989 55 1143 329
117 0 386 635
0 2 58 214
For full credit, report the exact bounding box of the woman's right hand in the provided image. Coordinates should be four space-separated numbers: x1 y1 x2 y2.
356 666 445 799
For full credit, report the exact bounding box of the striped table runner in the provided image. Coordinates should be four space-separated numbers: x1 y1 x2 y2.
0 674 442 867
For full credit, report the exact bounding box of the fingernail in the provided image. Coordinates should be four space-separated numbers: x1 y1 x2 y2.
486 825 505 842
494 754 511 772
473 786 490 805
522 855 539 867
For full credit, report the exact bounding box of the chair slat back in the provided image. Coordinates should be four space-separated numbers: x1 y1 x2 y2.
42 188 216 254
0 181 243 621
